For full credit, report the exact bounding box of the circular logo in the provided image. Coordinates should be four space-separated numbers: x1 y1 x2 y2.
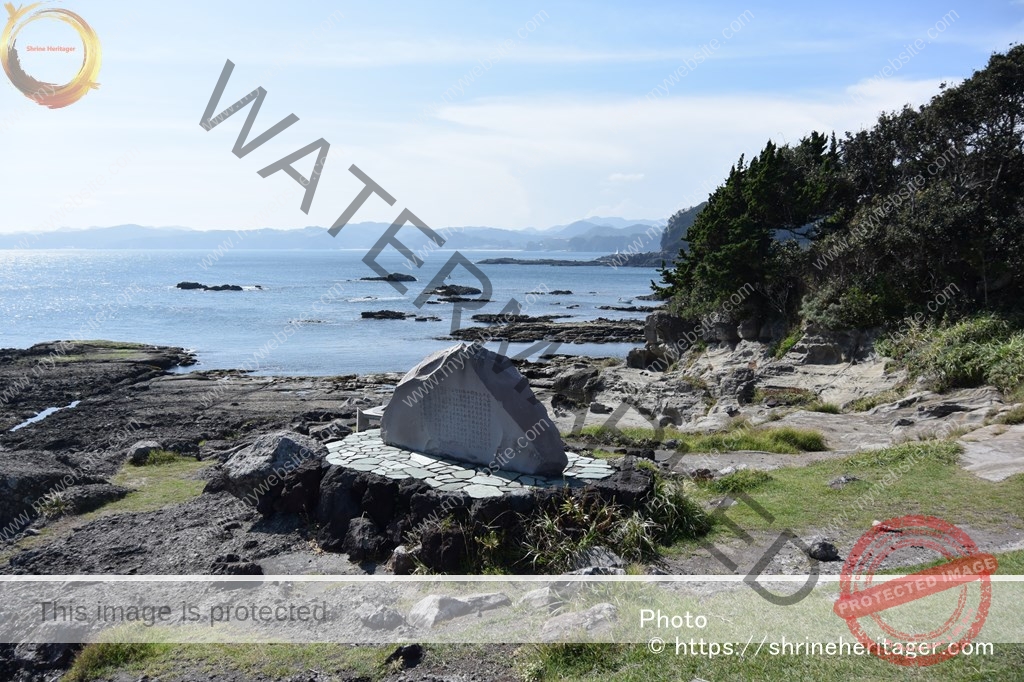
1 2 100 108
834 515 996 666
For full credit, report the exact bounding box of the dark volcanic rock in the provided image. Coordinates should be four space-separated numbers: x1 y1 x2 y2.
308 419 352 442
590 460 655 506
56 483 130 515
807 541 841 562
360 272 417 282
127 439 162 465
343 516 386 561
437 296 492 303
418 523 469 574
598 305 658 312
2 492 305 575
0 450 107 530
449 317 644 344
426 284 483 297
361 310 409 320
220 432 328 516
471 313 571 324
552 366 604 406
176 281 244 291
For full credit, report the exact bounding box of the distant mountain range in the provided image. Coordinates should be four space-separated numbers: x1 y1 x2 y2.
0 217 672 253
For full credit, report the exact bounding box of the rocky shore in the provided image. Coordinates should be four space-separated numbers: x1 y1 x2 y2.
2 326 1023 679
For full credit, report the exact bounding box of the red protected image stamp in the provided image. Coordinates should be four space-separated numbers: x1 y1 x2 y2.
833 515 997 666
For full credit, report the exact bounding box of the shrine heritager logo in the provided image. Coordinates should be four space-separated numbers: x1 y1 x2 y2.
1 2 100 108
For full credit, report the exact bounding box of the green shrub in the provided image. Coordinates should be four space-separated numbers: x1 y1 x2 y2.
37 495 68 519
520 477 710 571
771 329 803 359
877 316 1024 393
644 477 712 541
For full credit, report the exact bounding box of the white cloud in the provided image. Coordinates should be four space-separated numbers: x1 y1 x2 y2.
0 76 953 232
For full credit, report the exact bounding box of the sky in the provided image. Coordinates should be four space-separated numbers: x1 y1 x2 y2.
0 1 1019 233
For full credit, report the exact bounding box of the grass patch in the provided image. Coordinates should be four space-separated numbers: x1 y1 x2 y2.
675 374 709 391
997 404 1024 425
845 388 904 412
88 457 212 517
878 548 1024 576
752 386 817 407
136 449 187 466
683 441 1024 539
704 469 773 494
596 357 623 368
678 426 827 454
517 643 1024 681
65 643 389 682
807 401 841 414
572 424 827 454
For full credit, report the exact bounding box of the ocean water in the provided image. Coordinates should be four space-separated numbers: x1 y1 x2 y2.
0 249 660 375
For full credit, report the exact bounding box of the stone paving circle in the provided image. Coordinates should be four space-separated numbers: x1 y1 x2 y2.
326 429 614 498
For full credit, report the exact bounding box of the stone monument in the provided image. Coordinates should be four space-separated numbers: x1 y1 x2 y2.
381 343 568 476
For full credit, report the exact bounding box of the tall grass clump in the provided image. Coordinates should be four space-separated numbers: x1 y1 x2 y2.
877 315 1024 394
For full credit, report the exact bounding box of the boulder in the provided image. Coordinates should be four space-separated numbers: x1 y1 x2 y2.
552 366 603 406
540 603 617 642
387 544 418 575
358 604 405 630
567 566 626 575
737 318 760 341
127 440 162 465
807 541 841 562
518 586 563 610
308 419 353 442
407 592 511 629
343 516 385 560
417 522 468 573
590 461 654 506
221 431 327 514
381 344 568 476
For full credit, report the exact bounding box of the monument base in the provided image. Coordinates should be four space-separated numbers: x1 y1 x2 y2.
326 429 614 498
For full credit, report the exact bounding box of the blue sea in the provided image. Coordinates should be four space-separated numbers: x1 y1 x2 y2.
0 249 659 375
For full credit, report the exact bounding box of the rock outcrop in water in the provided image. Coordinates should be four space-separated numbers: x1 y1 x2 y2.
176 281 243 291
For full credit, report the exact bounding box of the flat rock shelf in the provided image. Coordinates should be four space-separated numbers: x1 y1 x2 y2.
326 429 614 498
